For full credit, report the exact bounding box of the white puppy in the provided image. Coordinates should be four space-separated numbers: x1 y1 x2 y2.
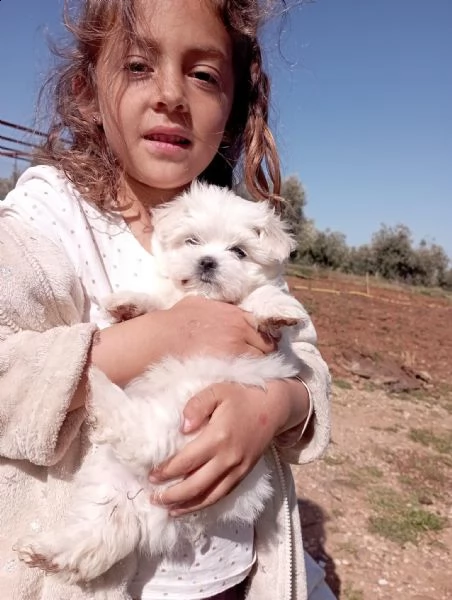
17 181 308 583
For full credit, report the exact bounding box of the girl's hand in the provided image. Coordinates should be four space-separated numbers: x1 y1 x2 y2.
148 378 310 515
165 296 276 358
88 296 276 396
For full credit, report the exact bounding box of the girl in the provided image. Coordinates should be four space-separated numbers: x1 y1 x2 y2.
0 1 333 599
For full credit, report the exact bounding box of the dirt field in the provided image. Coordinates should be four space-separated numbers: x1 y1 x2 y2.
287 273 452 600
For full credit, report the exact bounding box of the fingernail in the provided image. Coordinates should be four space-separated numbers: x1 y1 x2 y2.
182 418 193 433
149 473 161 483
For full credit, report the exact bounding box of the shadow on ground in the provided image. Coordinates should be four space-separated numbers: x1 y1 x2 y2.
298 497 341 598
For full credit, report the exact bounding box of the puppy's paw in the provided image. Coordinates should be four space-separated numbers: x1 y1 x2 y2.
258 315 298 333
255 295 307 334
16 540 56 570
241 285 308 330
16 534 111 583
106 302 141 323
102 291 154 322
16 537 80 582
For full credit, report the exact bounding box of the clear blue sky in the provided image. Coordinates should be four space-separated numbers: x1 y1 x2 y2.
1 0 451 257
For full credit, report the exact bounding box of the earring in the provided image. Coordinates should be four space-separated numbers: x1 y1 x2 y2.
92 114 102 126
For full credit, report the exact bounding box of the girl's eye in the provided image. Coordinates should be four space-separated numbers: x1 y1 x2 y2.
230 246 247 259
191 70 219 86
185 237 200 246
125 61 151 76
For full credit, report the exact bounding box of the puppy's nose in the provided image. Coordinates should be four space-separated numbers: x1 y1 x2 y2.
198 256 218 272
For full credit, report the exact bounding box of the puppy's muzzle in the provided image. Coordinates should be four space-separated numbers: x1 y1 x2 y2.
198 256 218 282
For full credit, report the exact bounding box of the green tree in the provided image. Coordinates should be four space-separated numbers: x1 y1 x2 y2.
441 268 452 290
0 168 21 199
295 218 317 261
304 229 349 270
413 241 450 287
371 224 417 282
280 175 306 240
345 244 376 275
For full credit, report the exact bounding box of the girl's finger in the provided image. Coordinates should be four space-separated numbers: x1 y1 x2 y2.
243 343 264 357
152 456 239 507
182 386 220 433
242 311 257 330
149 426 223 482
169 471 242 516
244 327 277 355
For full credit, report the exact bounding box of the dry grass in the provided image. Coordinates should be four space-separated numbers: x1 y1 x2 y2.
368 487 447 545
409 428 452 454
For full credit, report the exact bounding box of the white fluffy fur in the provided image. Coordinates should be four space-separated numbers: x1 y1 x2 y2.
17 181 309 582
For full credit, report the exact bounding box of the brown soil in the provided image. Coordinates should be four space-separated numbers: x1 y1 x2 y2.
287 274 452 600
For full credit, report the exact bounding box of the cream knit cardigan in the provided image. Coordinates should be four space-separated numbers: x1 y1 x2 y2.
0 216 331 600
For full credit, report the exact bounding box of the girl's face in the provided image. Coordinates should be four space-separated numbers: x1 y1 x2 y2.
95 0 234 204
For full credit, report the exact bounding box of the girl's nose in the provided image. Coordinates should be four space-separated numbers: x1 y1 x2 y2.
151 68 187 114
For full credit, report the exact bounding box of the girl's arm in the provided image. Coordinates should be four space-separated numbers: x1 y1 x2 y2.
70 295 277 410
276 332 331 464
0 218 97 466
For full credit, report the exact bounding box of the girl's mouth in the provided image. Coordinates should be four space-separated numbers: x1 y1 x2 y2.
144 134 191 147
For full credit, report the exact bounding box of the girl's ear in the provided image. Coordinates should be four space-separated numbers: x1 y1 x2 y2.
256 209 297 264
71 74 101 124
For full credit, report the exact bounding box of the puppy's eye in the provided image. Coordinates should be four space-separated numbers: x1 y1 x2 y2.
185 237 200 246
230 246 247 259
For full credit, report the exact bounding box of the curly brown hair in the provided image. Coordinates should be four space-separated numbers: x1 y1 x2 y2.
38 0 284 209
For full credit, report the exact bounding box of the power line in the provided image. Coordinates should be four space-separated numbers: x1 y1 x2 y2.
0 151 32 163
0 119 44 170
0 144 32 158
0 119 46 138
0 134 39 149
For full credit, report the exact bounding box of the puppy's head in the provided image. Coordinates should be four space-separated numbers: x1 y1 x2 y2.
150 181 296 303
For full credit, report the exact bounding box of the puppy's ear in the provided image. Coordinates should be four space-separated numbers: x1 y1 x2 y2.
151 195 188 248
255 208 297 263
